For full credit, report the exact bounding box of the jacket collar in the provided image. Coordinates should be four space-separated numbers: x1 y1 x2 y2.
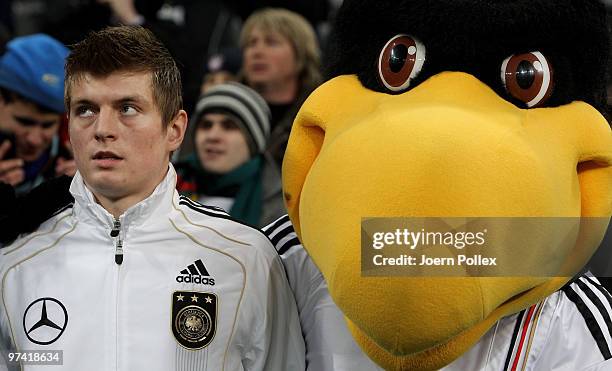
70 164 177 230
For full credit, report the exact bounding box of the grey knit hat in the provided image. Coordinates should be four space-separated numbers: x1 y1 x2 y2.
193 82 271 154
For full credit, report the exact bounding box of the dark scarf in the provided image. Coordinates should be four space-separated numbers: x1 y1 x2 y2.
185 154 263 226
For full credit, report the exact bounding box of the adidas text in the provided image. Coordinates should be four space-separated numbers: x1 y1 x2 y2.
176 275 215 285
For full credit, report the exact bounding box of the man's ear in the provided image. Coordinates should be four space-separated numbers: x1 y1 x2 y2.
167 109 188 152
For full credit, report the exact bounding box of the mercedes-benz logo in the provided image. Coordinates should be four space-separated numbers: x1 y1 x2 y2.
22 297 68 345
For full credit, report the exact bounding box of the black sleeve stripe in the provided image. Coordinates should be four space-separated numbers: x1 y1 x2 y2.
270 224 296 246
179 201 233 221
179 197 227 215
179 195 228 214
179 201 261 233
576 279 612 345
278 237 301 255
179 196 228 215
264 219 292 240
262 214 291 235
503 309 525 371
177 200 280 257
51 203 74 218
563 285 612 359
261 214 300 255
585 276 612 308
581 276 612 309
274 232 299 253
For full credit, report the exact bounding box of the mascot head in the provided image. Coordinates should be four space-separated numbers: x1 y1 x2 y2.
282 0 612 369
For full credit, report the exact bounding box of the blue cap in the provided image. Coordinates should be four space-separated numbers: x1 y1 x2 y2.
0 34 69 113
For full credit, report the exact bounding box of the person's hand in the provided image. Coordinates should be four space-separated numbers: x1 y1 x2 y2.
55 157 77 177
97 0 142 25
0 140 24 186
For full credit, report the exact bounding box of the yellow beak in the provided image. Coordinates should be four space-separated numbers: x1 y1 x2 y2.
282 72 612 370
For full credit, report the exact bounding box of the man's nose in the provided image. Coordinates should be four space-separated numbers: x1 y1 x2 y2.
248 41 264 56
94 109 117 141
25 127 44 146
205 123 224 141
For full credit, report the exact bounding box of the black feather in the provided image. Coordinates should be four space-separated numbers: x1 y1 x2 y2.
325 0 610 116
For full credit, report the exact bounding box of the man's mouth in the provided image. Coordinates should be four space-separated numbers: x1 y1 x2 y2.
92 151 123 167
205 148 224 156
250 63 268 73
93 151 123 160
21 146 38 156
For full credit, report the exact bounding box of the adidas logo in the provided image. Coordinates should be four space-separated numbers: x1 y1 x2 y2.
176 259 215 285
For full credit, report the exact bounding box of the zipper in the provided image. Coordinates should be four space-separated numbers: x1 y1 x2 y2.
110 217 123 370
111 218 123 265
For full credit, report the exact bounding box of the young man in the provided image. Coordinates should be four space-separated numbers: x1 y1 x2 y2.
0 34 73 195
240 8 322 169
0 26 304 371
176 82 285 227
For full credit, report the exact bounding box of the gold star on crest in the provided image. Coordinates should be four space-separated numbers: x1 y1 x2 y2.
176 294 184 301
191 295 198 302
205 296 213 303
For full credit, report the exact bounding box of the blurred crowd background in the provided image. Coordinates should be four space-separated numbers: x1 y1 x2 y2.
0 0 610 230
0 0 344 228
0 0 342 115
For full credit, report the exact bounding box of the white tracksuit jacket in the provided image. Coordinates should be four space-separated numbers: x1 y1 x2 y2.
0 166 305 371
263 215 612 371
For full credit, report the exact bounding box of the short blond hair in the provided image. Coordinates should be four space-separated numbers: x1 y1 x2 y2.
65 26 182 127
240 8 322 90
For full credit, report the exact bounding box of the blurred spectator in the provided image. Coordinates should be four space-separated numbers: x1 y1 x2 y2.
10 0 241 116
177 47 243 160
228 0 330 32
240 8 322 168
176 82 285 227
200 47 243 95
0 34 73 195
228 0 335 50
96 0 242 115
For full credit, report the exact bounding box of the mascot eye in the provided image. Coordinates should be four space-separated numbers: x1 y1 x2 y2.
501 52 554 108
378 34 426 92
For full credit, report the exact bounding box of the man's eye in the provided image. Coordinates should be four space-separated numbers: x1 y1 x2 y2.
248 38 257 47
75 106 95 117
266 38 280 46
13 116 35 127
41 121 57 129
221 120 239 130
121 105 138 115
198 120 213 130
